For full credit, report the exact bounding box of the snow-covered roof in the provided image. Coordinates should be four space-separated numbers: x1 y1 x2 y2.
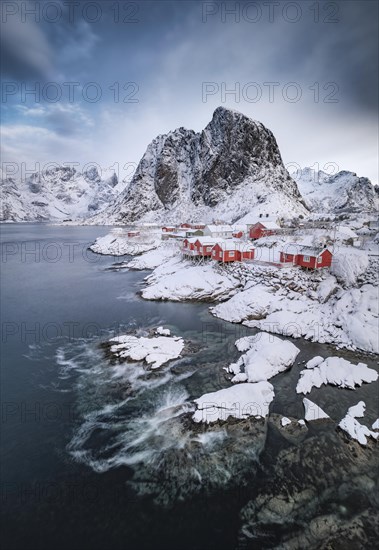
216 241 254 251
205 224 234 232
337 226 359 238
195 237 223 245
260 221 280 229
299 247 330 257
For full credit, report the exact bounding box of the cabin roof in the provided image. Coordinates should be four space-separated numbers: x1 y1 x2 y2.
205 224 234 232
298 247 330 257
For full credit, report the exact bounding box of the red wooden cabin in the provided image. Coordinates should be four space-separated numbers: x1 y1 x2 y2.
180 223 191 229
182 237 199 256
162 226 176 233
279 251 297 264
296 248 333 269
232 231 244 238
194 238 220 257
249 221 280 240
211 243 255 262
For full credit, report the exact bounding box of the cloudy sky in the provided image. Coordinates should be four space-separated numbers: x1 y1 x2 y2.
1 0 378 183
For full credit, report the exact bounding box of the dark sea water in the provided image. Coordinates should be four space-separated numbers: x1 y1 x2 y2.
1 224 378 550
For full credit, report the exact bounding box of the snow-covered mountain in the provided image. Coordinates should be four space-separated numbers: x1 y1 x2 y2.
89 107 309 225
0 166 124 222
293 168 379 214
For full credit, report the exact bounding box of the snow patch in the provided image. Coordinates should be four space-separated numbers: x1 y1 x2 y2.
303 398 330 421
296 356 378 394
192 382 275 424
227 332 300 383
109 334 184 369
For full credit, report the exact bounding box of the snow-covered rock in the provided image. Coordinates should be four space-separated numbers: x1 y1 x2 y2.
296 357 378 394
109 333 184 369
90 229 161 256
142 256 240 301
338 401 379 446
227 332 300 383
281 417 291 427
331 247 369 286
90 107 308 225
0 165 124 222
126 244 178 269
303 398 330 421
192 382 275 424
372 419 379 430
293 167 379 214
211 279 379 354
155 326 171 336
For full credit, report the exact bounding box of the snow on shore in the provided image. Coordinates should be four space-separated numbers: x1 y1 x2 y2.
296 356 378 394
303 398 330 421
109 333 184 369
192 382 275 423
126 244 177 269
338 401 379 445
142 257 241 301
227 332 300 383
211 280 378 354
330 247 369 286
90 229 161 256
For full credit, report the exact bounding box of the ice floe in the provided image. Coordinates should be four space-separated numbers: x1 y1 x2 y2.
296 356 378 394
192 382 275 423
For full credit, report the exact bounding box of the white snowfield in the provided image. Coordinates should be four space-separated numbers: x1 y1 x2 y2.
296 356 378 394
142 256 240 301
109 333 184 369
227 332 300 383
90 230 161 256
338 401 379 446
303 398 330 421
192 382 275 424
211 281 379 354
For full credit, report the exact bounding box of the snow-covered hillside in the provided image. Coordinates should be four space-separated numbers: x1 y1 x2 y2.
0 166 125 222
89 107 309 225
293 167 379 214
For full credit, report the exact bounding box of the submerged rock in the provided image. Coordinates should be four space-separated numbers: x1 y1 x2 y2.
238 431 378 548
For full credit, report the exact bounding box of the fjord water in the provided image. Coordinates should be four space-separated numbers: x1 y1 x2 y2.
1 225 378 550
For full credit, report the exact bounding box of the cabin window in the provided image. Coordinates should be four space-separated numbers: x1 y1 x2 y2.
303 255 310 262
212 250 216 256
229 251 235 257
317 256 322 263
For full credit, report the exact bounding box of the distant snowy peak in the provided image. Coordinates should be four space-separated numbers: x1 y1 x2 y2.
293 168 379 213
90 106 308 224
0 165 124 222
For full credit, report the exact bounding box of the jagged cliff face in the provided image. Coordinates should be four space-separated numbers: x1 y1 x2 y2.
293 168 379 214
0 166 123 222
92 107 308 224
2 107 377 224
